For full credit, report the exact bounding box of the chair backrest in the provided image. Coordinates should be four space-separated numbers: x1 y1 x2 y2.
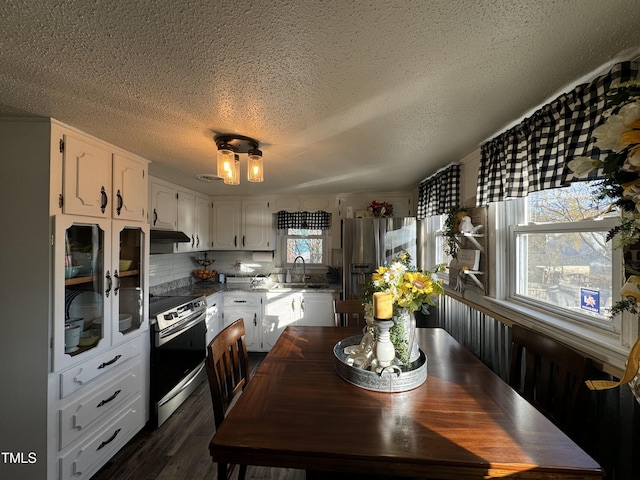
333 299 366 327
508 324 591 440
205 318 250 430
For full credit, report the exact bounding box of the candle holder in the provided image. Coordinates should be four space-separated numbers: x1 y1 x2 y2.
373 319 395 369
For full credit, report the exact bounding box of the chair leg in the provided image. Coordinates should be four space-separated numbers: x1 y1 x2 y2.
217 462 227 480
238 464 247 480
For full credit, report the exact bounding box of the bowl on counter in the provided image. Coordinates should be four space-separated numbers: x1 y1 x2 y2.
119 259 133 271
64 266 82 279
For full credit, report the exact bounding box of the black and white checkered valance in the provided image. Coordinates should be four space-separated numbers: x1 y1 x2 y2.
276 211 332 230
477 61 640 206
417 164 460 218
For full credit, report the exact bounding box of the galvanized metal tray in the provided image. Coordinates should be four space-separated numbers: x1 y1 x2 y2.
333 335 427 393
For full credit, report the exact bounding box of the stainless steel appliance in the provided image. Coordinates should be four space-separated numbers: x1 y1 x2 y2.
149 294 207 428
342 217 418 300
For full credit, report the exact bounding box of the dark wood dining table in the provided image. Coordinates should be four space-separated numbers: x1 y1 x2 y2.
209 326 604 479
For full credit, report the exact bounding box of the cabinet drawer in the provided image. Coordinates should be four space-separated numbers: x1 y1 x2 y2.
58 394 145 480
223 293 259 307
59 338 142 398
58 359 144 449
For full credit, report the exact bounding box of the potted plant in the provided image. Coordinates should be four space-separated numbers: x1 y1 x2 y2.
443 206 468 259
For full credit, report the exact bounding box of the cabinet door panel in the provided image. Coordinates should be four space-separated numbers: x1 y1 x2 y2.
54 215 113 372
264 293 297 350
62 133 112 218
242 200 273 250
176 190 196 252
113 153 147 221
195 194 210 250
211 200 241 249
223 307 260 351
298 292 336 326
149 182 177 230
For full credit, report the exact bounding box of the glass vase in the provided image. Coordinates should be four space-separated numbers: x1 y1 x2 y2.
393 308 420 364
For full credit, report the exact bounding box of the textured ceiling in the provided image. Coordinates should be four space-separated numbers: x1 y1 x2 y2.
1 0 640 196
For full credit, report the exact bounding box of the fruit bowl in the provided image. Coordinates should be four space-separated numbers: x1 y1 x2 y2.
193 269 217 280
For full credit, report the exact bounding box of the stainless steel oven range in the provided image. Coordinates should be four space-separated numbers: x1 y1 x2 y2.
149 294 207 428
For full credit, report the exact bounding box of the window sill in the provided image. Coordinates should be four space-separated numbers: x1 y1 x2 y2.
462 294 629 376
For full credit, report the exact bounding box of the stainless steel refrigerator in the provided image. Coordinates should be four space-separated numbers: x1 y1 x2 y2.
341 217 418 300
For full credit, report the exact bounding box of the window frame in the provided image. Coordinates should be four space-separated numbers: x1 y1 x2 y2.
507 214 622 333
279 227 330 268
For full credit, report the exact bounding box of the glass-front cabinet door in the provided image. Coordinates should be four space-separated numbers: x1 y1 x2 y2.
54 216 112 370
111 220 148 345
53 216 148 370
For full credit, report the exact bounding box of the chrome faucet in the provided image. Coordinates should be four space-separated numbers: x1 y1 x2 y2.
293 255 307 283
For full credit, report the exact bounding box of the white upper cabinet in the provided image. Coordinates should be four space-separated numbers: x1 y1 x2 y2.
211 200 241 249
149 179 178 230
211 199 274 250
149 177 212 252
61 132 112 217
61 132 147 221
195 194 211 250
176 189 196 251
176 190 211 252
112 153 147 221
242 200 274 250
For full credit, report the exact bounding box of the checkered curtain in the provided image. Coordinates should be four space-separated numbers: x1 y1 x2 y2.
417 164 460 218
477 61 640 206
276 211 332 229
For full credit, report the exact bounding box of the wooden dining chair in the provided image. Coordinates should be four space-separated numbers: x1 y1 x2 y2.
508 324 592 441
206 318 250 480
333 299 366 327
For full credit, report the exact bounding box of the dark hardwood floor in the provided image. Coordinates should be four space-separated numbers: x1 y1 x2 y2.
91 353 305 480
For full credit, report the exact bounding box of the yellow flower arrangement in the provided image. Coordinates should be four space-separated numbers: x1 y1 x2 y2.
363 251 444 365
365 251 444 315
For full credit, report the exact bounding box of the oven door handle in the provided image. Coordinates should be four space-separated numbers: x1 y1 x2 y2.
156 311 206 346
158 362 205 408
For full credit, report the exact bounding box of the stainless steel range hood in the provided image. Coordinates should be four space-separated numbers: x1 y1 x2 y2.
150 229 191 243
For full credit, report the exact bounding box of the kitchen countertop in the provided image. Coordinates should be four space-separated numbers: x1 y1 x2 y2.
161 282 342 299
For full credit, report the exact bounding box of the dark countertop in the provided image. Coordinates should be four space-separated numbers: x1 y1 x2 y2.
162 282 342 300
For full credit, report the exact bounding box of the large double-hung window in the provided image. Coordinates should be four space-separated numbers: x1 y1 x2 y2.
506 182 621 332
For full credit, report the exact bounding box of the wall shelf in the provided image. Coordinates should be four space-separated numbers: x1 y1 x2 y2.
454 233 485 253
462 270 484 289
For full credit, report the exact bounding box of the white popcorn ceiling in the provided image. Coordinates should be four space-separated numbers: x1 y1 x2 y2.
1 0 639 196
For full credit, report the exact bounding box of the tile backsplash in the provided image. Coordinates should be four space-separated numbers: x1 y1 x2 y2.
149 250 276 288
149 249 336 291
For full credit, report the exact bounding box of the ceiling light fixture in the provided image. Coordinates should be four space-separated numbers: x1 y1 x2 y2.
214 133 264 184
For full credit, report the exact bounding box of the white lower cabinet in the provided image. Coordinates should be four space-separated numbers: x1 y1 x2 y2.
205 292 221 347
58 359 144 449
222 292 262 351
52 335 148 480
297 292 337 327
58 394 145 479
264 292 299 350
224 290 338 352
